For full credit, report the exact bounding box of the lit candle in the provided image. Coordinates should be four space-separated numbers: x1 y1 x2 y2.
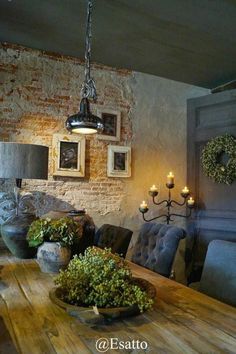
150 184 158 192
187 197 195 206
167 172 174 185
140 200 148 209
182 186 189 194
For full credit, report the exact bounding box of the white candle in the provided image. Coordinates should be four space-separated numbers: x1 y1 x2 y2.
150 184 158 192
140 200 148 209
182 186 189 194
167 172 174 185
187 197 195 206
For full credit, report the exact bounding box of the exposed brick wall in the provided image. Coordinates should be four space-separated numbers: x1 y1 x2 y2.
0 42 209 281
0 42 133 217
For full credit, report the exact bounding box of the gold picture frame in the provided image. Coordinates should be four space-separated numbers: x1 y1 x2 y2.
107 145 131 177
52 134 85 177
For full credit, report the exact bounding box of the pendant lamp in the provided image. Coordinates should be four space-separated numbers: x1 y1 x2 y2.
66 0 103 134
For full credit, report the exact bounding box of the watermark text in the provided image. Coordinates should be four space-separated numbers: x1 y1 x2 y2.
95 337 148 352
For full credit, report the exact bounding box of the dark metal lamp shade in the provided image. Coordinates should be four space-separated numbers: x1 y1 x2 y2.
0 142 49 180
65 97 103 134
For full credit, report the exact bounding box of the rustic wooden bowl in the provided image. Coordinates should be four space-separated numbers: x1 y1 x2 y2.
49 277 156 322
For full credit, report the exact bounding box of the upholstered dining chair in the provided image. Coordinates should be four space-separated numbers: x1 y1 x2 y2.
94 224 133 258
131 223 186 278
198 239 236 307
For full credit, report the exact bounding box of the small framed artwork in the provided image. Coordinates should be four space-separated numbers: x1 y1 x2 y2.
52 134 85 177
97 109 121 141
107 145 131 177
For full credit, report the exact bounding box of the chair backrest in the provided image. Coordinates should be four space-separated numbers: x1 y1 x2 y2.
199 240 236 307
132 223 186 277
95 224 133 258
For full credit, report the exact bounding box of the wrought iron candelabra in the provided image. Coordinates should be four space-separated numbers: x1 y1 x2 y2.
139 172 195 225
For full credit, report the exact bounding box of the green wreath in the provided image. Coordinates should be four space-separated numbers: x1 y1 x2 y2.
201 134 236 185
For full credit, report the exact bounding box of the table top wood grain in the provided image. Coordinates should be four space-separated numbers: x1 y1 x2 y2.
0 252 236 354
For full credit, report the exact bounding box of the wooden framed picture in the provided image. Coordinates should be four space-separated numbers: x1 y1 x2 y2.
97 109 121 141
52 134 85 177
107 145 131 177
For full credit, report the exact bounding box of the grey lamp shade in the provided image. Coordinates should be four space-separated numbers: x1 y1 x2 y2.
0 142 49 180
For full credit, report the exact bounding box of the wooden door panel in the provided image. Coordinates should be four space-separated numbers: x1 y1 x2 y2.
186 89 236 283
196 101 236 129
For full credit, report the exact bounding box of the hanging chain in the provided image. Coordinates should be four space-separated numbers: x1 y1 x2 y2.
81 0 97 101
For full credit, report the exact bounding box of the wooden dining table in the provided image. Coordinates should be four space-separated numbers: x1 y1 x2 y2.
0 251 236 354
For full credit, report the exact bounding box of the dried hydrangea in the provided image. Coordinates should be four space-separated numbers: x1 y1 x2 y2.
55 247 154 312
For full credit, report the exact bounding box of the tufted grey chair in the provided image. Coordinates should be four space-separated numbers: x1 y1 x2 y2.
94 224 133 258
131 223 186 278
199 240 236 307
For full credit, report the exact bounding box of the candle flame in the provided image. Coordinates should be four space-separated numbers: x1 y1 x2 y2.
167 171 174 177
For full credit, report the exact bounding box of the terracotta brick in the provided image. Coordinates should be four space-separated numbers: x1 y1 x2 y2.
0 43 133 217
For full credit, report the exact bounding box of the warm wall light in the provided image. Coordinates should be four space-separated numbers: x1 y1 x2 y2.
65 0 103 135
140 200 148 212
182 186 189 194
167 171 174 186
139 173 195 224
149 185 158 192
187 197 195 206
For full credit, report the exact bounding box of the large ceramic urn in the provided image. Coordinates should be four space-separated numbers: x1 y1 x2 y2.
0 142 49 258
1 213 37 258
37 242 71 273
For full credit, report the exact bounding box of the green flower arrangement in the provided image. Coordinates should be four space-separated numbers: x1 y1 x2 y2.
201 134 236 185
27 217 82 248
54 247 154 313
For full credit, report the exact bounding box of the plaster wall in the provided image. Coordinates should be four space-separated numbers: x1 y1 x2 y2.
0 44 209 281
126 73 209 281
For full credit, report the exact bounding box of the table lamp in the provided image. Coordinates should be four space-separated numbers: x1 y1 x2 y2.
0 142 49 258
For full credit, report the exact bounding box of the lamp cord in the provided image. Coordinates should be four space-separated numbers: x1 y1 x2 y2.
81 0 97 101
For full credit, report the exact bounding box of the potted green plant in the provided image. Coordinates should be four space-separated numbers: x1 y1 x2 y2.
50 247 155 321
27 217 82 273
